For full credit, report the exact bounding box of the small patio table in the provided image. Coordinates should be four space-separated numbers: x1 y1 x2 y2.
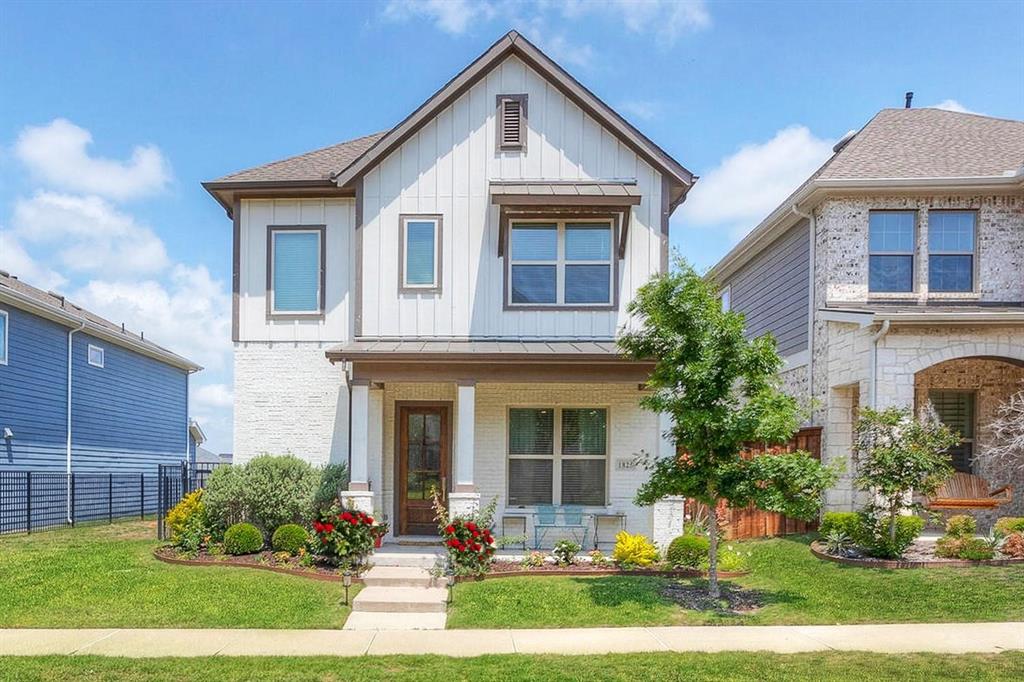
592 512 627 549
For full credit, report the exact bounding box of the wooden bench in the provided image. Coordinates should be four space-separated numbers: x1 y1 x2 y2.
927 472 1013 510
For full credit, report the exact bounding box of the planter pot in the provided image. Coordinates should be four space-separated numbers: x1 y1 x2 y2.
374 536 383 549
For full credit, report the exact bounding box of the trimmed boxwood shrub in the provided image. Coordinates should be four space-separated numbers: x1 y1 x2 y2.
859 515 925 559
224 522 263 555
271 524 308 556
666 534 710 568
819 512 863 540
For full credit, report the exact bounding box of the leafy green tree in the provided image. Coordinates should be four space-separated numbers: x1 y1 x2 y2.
852 406 959 545
619 258 836 599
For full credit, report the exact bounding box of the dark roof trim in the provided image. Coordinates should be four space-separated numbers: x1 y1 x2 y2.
202 180 355 218
330 31 695 192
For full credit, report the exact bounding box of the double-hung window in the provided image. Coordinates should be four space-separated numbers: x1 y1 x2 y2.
508 221 614 307
928 211 975 292
507 407 608 507
400 215 441 292
929 390 975 473
269 227 323 315
0 309 8 365
868 211 915 292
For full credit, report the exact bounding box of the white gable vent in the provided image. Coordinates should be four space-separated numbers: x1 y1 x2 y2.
497 94 527 151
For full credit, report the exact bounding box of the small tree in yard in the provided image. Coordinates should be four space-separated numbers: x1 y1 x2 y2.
852 405 959 545
983 388 1024 475
619 259 836 600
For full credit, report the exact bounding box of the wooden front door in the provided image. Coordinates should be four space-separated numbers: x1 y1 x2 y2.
397 403 451 535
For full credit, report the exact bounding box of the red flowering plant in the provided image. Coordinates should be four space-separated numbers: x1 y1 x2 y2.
431 491 499 576
309 504 377 571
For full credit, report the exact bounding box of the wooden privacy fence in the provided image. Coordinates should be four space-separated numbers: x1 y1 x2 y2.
683 426 823 540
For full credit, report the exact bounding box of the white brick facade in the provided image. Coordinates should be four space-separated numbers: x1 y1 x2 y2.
233 343 349 467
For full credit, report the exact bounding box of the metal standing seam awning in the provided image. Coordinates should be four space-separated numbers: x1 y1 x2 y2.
490 181 643 258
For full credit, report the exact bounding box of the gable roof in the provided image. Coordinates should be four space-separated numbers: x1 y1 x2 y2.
203 31 695 215
711 108 1024 281
0 270 201 371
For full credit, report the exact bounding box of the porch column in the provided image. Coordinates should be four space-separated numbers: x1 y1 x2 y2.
652 411 684 553
449 380 481 517
341 379 374 513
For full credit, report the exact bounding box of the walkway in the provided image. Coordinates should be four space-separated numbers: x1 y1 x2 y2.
1 623 1021 657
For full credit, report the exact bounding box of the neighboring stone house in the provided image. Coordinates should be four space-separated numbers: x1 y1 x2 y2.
712 108 1024 527
203 32 695 548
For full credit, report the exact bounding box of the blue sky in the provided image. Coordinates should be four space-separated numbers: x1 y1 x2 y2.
2 0 1022 453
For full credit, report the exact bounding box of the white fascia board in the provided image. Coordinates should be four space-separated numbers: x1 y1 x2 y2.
818 309 877 326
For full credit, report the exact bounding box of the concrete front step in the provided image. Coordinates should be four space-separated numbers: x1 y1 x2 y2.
371 551 443 568
362 566 438 588
352 586 448 613
343 611 447 630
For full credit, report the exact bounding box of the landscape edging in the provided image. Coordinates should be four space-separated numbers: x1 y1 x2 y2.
809 540 1024 569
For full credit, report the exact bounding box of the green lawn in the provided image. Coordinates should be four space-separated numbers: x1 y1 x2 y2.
0 521 350 629
3 652 1023 681
448 535 1024 628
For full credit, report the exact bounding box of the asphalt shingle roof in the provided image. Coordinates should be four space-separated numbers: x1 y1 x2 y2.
210 132 387 184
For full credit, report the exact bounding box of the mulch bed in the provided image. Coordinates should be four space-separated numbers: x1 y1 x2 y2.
467 561 749 581
810 541 1024 569
660 583 766 614
153 546 359 582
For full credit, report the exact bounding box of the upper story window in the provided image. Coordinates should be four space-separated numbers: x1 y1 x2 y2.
0 309 8 365
928 211 975 293
719 286 731 311
269 227 324 315
507 407 608 507
868 211 915 292
496 94 527 151
88 344 104 368
400 215 442 292
508 221 614 309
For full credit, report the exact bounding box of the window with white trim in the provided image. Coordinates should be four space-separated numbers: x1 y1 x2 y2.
928 211 975 293
720 286 731 311
496 94 527 150
508 221 614 307
270 228 322 314
88 344 104 368
0 309 8 365
400 216 441 291
507 407 608 507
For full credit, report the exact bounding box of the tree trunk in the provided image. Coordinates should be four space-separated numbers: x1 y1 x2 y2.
889 499 899 543
707 501 720 599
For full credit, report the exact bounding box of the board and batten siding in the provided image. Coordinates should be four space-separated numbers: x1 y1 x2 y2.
359 54 664 339
237 198 354 343
0 305 190 473
725 220 811 357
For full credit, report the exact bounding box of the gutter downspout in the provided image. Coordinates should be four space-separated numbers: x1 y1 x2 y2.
792 204 815 407
66 320 85 523
869 320 891 409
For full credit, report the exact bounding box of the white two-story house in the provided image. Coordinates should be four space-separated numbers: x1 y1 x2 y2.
204 32 695 546
712 107 1024 527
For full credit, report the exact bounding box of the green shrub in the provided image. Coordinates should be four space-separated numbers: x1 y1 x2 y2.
959 537 995 561
666 534 710 568
820 512 863 540
859 514 925 559
204 455 320 536
945 514 976 539
552 539 581 566
203 465 248 533
823 529 854 556
224 522 263 555
271 524 308 556
934 536 965 559
312 463 350 513
994 517 1024 536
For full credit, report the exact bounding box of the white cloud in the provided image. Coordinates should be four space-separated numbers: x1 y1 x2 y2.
928 99 983 116
680 125 834 240
561 0 710 46
194 383 234 409
11 192 169 275
0 230 67 291
383 0 495 35
617 99 661 121
15 118 171 201
71 264 232 373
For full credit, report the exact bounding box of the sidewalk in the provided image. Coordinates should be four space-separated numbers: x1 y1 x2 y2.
1 623 1021 657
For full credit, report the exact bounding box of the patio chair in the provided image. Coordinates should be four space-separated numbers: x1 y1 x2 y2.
533 504 589 549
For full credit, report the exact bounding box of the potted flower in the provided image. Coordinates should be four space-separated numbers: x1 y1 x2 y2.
372 516 389 548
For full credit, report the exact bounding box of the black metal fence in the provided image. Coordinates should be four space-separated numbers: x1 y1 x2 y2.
0 463 217 537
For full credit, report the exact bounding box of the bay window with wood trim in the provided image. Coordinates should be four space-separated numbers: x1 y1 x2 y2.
507 407 609 507
506 220 616 309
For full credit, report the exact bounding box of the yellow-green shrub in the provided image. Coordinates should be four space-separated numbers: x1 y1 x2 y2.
612 531 658 568
166 490 206 546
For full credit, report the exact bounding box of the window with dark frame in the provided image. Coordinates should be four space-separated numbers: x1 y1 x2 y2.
508 221 614 307
507 407 608 507
868 211 915 292
928 211 975 293
929 390 975 473
497 94 527 150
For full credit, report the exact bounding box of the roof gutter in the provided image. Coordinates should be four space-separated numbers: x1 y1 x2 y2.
792 203 815 406
868 320 891 409
0 288 202 372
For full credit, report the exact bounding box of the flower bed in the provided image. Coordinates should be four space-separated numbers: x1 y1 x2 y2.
153 546 359 582
810 540 1024 569
458 561 750 581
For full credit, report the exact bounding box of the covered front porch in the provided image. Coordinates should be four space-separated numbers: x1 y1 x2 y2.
327 340 681 550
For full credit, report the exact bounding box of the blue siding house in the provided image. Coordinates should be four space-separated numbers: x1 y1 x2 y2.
0 271 201 480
